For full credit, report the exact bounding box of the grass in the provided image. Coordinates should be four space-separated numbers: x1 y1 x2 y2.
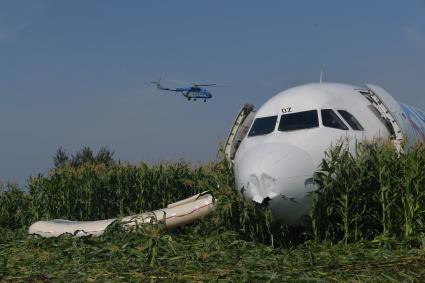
1 142 425 282
2 228 425 282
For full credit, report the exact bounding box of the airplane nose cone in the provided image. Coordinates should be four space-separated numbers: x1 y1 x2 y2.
234 142 317 225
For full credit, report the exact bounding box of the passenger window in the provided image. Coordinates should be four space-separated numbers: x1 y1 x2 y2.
248 116 277 137
278 110 319 132
337 110 364 131
321 109 348 130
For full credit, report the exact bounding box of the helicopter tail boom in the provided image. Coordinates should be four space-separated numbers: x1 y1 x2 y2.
151 78 177 92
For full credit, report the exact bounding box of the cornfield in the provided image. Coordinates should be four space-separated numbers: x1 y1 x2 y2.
2 154 282 245
1 143 425 281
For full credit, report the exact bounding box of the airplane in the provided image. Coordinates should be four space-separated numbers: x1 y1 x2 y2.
151 79 214 102
224 82 425 226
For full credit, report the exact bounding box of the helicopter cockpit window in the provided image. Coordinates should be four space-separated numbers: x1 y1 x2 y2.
337 110 364 131
321 109 349 130
248 116 277 137
278 110 319 132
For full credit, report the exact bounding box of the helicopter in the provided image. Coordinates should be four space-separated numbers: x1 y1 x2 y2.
151 79 214 102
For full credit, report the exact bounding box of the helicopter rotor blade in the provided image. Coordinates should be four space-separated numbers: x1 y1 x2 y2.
194 84 230 87
168 79 193 85
193 83 217 87
162 78 228 88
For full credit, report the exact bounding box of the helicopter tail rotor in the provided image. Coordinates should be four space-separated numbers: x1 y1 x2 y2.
150 78 162 88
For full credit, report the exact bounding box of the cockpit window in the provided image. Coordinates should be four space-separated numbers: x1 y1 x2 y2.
248 115 277 137
321 109 349 130
337 110 364 131
278 110 319 132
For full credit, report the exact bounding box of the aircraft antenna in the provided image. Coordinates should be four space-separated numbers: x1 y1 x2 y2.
320 69 324 83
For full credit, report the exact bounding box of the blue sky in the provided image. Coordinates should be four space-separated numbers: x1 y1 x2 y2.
1 0 425 185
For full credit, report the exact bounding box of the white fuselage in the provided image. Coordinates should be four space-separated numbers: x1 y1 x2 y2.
233 83 424 225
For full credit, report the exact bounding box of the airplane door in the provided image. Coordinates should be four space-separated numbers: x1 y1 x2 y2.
224 104 256 162
366 84 416 149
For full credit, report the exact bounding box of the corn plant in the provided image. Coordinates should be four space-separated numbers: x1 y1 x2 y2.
312 141 425 244
0 183 31 229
